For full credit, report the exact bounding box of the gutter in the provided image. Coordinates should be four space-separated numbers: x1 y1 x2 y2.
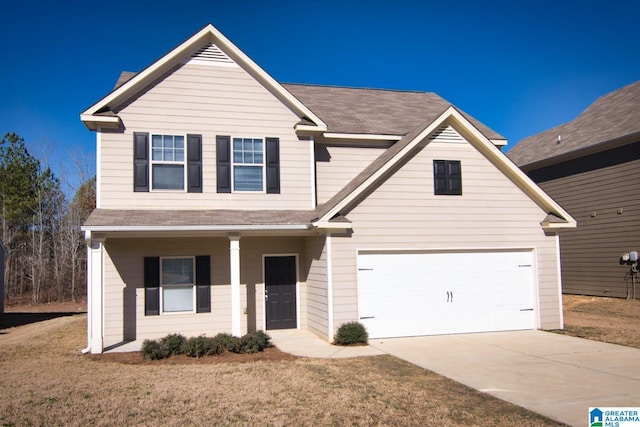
81 224 313 233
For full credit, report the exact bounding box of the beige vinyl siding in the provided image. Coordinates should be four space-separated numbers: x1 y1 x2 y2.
535 152 640 298
315 143 387 204
329 136 562 334
304 235 329 339
102 236 307 347
99 63 311 210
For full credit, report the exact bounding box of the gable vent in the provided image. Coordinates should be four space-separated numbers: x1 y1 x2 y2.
186 43 237 67
429 124 465 143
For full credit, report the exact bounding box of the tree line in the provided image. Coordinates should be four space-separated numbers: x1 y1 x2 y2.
1 132 95 304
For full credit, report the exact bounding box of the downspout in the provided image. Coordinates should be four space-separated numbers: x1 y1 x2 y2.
81 230 92 354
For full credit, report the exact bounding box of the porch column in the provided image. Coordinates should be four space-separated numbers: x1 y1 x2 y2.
229 235 242 337
88 236 105 354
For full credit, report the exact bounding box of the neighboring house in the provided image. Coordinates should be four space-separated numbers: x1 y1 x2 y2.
80 24 575 354
509 81 640 299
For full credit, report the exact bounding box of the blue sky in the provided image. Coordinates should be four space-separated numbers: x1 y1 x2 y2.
1 0 639 191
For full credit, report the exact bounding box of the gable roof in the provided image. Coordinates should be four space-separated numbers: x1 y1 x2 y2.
282 83 505 142
509 80 640 169
80 24 327 132
314 106 576 229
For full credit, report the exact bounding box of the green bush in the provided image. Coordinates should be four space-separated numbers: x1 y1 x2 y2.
228 331 272 354
141 339 169 360
182 336 224 358
212 333 240 351
334 321 368 345
140 331 272 359
159 333 186 355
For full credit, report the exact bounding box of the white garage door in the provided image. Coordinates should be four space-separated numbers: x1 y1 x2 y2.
357 251 536 339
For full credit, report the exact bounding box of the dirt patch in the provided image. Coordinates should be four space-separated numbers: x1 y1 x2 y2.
557 294 640 349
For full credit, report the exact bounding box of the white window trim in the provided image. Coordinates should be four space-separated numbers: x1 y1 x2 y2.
159 256 196 315
150 134 187 192
231 137 266 193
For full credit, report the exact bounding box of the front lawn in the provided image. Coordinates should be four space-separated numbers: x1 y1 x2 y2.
0 314 563 426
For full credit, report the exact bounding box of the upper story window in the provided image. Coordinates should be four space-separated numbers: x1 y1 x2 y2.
433 160 462 195
232 137 264 191
133 132 202 193
151 135 185 190
217 135 280 194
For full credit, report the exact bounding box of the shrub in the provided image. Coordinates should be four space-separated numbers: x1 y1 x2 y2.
159 333 186 355
334 321 368 345
181 336 224 358
212 333 240 351
141 339 169 360
228 331 272 354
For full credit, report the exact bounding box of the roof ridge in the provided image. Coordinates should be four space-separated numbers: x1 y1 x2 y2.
282 82 436 95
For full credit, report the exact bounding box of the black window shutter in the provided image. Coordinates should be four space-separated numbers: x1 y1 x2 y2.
448 161 462 194
216 135 231 193
133 132 149 192
265 137 280 194
144 257 160 316
195 255 211 313
433 160 447 195
187 134 203 193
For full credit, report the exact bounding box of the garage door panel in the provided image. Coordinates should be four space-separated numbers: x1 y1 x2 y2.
358 251 535 339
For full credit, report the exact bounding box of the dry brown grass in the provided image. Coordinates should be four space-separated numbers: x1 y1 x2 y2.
556 294 640 349
0 314 563 426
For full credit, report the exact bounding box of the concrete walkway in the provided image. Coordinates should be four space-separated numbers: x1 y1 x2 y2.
268 329 385 358
269 329 640 427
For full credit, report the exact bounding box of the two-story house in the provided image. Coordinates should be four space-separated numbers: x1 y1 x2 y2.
80 24 575 353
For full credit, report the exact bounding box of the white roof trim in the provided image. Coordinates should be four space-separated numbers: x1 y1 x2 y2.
323 133 403 141
318 106 576 227
81 24 327 131
80 114 121 131
81 224 311 233
310 221 352 230
491 138 508 146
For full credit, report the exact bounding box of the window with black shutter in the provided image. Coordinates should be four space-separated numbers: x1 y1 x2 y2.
143 255 211 315
433 160 462 195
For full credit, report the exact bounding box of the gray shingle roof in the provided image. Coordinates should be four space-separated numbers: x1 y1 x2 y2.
508 80 640 168
84 209 317 228
282 83 504 140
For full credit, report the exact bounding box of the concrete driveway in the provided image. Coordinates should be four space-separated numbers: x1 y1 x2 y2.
368 330 640 427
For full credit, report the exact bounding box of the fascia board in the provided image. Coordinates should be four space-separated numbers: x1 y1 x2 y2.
81 24 327 131
446 109 577 225
541 221 578 230
491 138 508 146
318 107 457 222
81 224 311 233
323 133 403 141
80 114 121 130
310 221 352 230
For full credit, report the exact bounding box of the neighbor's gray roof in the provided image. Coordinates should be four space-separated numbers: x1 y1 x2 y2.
282 83 504 140
508 80 640 168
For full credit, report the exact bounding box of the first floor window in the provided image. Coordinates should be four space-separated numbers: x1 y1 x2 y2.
433 160 462 195
161 257 194 312
151 134 185 190
144 255 211 316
